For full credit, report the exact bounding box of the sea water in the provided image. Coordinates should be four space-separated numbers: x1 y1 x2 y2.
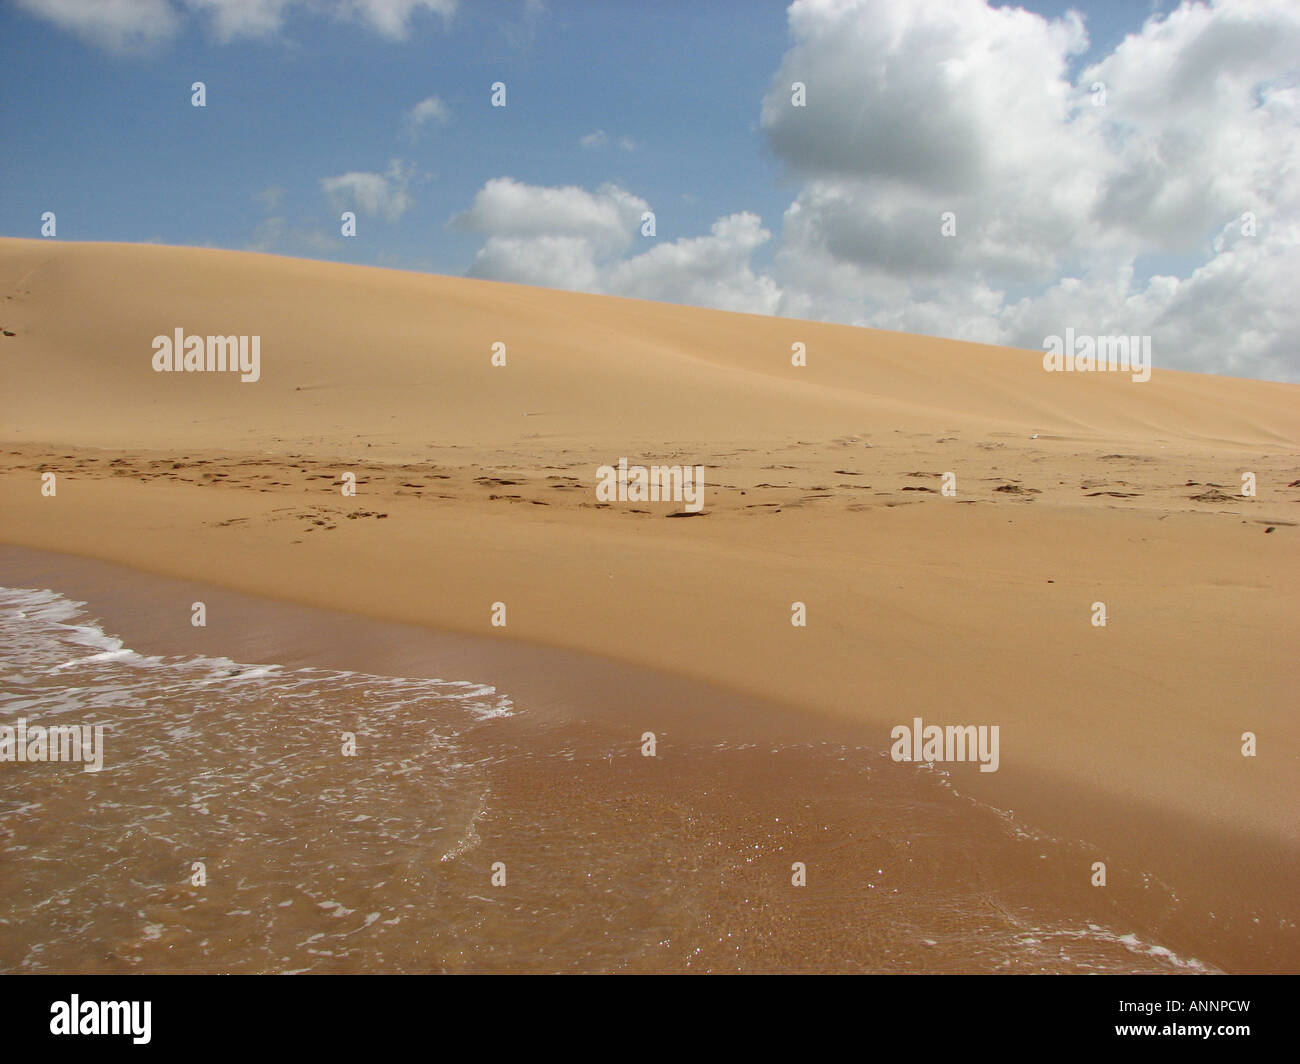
0 585 1221 973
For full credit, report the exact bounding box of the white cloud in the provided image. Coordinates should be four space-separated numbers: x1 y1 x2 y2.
454 177 648 259
406 95 451 138
609 213 781 314
321 159 415 222
579 131 637 151
455 179 779 312
181 0 293 41
467 235 606 292
763 0 1090 194
752 0 1300 380
16 0 458 47
760 0 1111 284
342 0 456 40
14 0 181 52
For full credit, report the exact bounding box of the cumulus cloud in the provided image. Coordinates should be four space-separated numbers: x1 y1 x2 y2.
454 178 780 311
1080 3 1300 250
466 235 607 292
756 0 1300 380
761 0 1119 287
321 159 415 222
15 0 457 48
763 0 1090 195
454 177 648 260
609 213 781 313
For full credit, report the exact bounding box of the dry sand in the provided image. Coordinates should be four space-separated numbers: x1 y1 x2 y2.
1 237 1297 970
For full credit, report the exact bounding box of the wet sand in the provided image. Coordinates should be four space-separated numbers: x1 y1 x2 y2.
1 545 1295 973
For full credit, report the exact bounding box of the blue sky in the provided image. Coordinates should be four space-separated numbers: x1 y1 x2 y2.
2 0 1296 380
2 2 798 271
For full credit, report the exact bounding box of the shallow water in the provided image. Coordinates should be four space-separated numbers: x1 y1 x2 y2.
0 585 1229 973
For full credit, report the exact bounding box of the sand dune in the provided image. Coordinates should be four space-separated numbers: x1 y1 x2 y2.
1 237 1297 969
2 238 1295 452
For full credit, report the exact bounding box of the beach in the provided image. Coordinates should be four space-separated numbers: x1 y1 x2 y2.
1 237 1297 972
